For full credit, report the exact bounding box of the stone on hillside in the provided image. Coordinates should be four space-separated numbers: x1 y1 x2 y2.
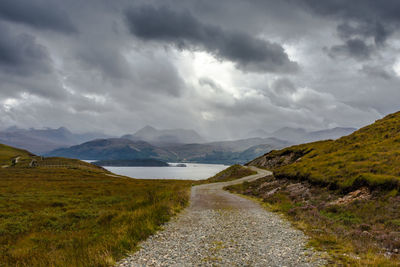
328 187 371 206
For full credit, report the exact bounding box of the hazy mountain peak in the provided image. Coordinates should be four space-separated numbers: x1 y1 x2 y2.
56 126 70 132
246 129 270 138
137 125 157 132
0 126 111 154
128 126 204 145
269 126 356 144
273 127 307 134
4 126 20 132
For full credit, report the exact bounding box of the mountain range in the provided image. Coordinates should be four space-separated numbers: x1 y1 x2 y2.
122 126 204 145
48 138 177 161
47 137 290 164
163 137 290 164
3 125 357 164
0 127 110 154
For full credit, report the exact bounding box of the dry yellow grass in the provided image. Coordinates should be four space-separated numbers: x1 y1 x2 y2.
0 144 192 266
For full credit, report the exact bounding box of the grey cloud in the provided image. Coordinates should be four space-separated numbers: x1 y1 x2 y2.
198 77 223 93
337 22 390 46
262 78 298 108
297 0 400 24
125 5 298 73
0 23 51 75
133 58 184 97
0 0 398 139
328 39 373 60
360 65 392 80
272 78 297 94
0 0 76 33
75 46 131 81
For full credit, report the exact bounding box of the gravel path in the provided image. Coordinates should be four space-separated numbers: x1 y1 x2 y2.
117 167 327 267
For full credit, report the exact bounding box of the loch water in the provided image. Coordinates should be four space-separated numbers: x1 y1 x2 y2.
99 163 228 180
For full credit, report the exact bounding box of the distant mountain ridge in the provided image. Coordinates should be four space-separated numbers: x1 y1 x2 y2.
47 138 177 161
46 126 357 164
46 136 290 164
305 127 357 142
0 127 111 154
1 125 356 157
246 126 357 144
164 137 290 164
122 126 204 145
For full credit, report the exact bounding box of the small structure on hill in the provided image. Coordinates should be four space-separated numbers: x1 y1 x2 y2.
29 159 38 167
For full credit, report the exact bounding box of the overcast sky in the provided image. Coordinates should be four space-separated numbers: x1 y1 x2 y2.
1 0 400 139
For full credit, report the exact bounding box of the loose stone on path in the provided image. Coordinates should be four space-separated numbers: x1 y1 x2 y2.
117 168 327 267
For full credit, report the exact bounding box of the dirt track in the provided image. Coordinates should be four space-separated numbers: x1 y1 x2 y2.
117 167 326 266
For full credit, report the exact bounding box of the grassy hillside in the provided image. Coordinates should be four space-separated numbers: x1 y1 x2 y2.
240 111 400 264
0 144 34 165
204 164 256 183
249 111 400 191
0 144 191 266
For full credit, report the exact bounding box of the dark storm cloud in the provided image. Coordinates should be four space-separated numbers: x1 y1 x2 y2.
0 0 76 33
125 5 298 73
296 0 400 35
336 22 390 46
1 0 398 138
298 0 400 21
328 38 373 60
294 0 400 60
0 23 51 75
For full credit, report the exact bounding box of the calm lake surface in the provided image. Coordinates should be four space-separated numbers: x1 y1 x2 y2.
94 162 229 180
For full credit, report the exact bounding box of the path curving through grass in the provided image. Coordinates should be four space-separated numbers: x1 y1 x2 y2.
117 167 327 266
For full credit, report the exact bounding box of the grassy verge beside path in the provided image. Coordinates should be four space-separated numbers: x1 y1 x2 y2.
200 164 256 184
0 166 191 266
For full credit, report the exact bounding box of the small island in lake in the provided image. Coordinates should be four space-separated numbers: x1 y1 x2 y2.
93 159 169 167
175 163 187 167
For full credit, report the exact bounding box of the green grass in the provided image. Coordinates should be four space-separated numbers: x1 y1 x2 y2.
202 164 256 183
0 144 192 266
250 111 400 191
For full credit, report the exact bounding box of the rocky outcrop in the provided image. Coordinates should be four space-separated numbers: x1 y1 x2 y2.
328 187 371 206
246 148 310 169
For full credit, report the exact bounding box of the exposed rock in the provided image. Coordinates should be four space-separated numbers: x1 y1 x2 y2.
247 149 310 169
258 180 279 190
328 187 371 206
286 183 311 199
261 187 281 198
